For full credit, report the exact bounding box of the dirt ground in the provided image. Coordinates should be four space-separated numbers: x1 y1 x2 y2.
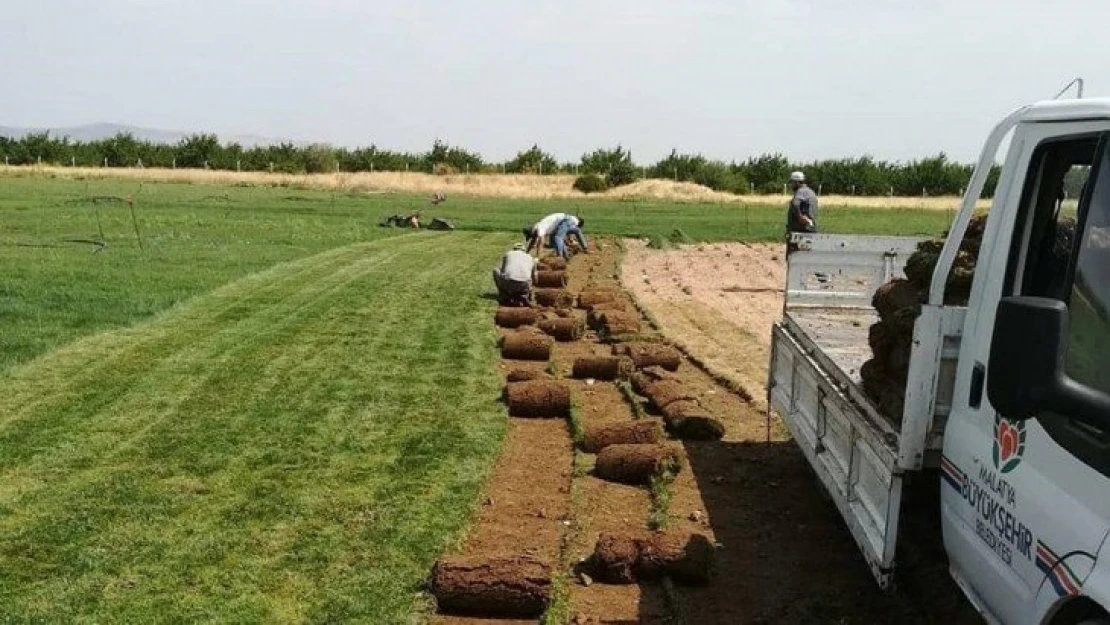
621 240 785 413
621 239 981 624
436 239 979 624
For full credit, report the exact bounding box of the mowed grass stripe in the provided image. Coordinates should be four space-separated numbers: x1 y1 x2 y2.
0 232 511 623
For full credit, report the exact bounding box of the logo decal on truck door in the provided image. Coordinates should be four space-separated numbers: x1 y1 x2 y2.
993 416 1027 474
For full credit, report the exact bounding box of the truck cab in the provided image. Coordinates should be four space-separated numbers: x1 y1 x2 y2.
768 99 1110 625
943 100 1110 625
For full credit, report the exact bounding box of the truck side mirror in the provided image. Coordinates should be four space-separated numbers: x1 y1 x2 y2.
988 296 1110 427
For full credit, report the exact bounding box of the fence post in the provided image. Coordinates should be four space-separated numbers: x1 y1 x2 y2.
674 166 678 181
37 155 41 165
204 160 209 170
538 162 541 175
269 162 274 173
137 158 143 168
466 163 470 174
71 156 76 167
172 157 176 169
750 182 754 194
237 159 241 172
104 157 108 167
4 155 8 166
850 184 855 196
889 186 894 197
370 161 374 172
406 162 409 172
922 187 927 197
817 183 822 195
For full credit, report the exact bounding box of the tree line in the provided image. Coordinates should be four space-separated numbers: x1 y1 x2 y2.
0 131 1003 197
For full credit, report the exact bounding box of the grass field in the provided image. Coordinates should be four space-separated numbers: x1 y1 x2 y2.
0 233 510 621
0 173 956 621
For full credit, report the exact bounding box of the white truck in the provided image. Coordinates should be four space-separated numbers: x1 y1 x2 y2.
769 98 1110 625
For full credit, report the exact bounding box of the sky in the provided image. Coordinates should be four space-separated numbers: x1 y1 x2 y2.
4 0 1110 164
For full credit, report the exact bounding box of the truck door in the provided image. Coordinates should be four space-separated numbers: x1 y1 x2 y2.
943 126 1110 624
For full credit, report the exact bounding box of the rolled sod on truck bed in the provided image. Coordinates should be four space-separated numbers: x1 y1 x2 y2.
579 420 663 453
859 214 1010 421
600 312 642 337
533 271 568 288
590 532 714 585
538 256 567 271
495 307 539 328
534 288 574 308
430 555 552 617
505 379 571 417
577 289 619 309
593 443 682 485
500 332 553 361
572 356 632 381
613 343 681 371
537 318 582 342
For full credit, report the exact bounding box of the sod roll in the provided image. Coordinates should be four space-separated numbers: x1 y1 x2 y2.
591 533 641 584
593 443 682 485
579 420 663 454
505 380 571 417
614 343 681 371
571 356 632 381
534 271 568 288
534 288 574 308
636 532 715 584
431 555 552 617
538 256 568 271
538 318 583 342
506 368 544 383
600 312 642 337
643 380 696 410
495 307 539 328
589 532 714 585
577 289 619 309
501 333 553 361
586 302 627 330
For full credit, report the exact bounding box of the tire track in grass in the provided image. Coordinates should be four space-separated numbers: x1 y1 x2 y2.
0 232 515 623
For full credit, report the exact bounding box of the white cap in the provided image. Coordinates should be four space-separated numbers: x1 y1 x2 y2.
789 171 805 182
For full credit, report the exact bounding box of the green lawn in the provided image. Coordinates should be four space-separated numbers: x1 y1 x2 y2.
0 173 954 622
0 233 509 622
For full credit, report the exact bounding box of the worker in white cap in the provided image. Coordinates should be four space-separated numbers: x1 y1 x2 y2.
492 242 536 306
787 171 818 234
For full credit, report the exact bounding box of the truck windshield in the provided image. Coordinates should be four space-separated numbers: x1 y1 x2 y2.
1065 147 1110 395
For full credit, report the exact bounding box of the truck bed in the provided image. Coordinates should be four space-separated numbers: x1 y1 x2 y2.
768 233 964 587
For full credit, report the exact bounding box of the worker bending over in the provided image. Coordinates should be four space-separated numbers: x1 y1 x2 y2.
524 212 581 255
552 217 588 259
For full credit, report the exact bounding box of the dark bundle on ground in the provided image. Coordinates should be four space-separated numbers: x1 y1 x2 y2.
495 307 538 328
613 343 681 371
579 420 663 453
594 443 682 485
505 380 571 417
431 555 552 617
577 289 619 309
642 380 697 411
534 271 568 288
538 256 567 271
534 288 574 308
661 401 725 440
506 368 545 383
546 308 574 319
538 318 583 342
589 532 714 585
600 312 642 338
572 356 633 381
501 333 553 361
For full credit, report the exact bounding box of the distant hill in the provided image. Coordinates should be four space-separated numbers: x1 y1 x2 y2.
0 123 293 147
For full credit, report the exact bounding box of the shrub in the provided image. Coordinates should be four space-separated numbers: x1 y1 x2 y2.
573 174 608 194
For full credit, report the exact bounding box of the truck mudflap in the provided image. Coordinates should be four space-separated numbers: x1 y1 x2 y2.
769 323 903 588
